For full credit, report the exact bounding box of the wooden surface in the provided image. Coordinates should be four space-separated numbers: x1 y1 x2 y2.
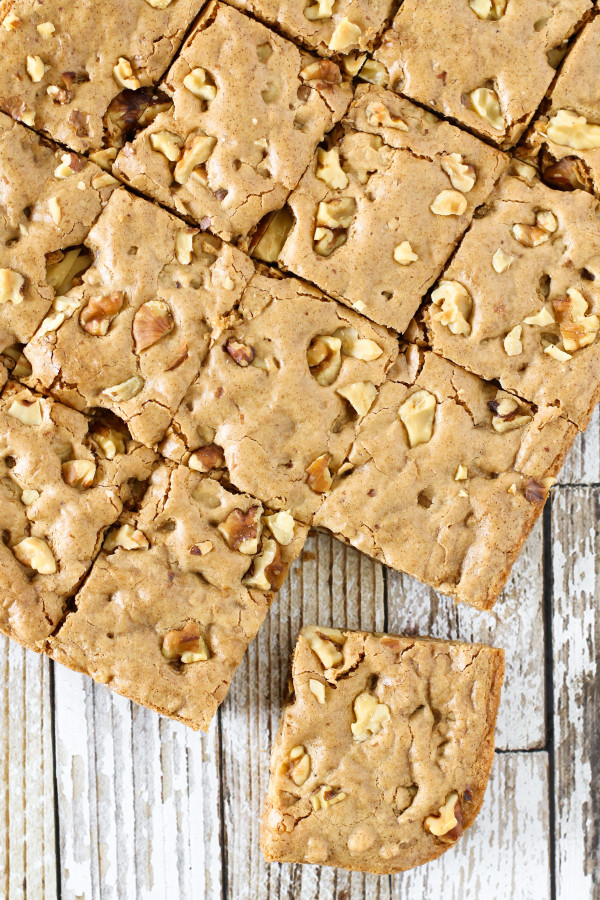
0 408 598 899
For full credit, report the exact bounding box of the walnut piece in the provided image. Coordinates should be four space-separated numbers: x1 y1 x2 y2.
0 269 25 305
61 459 96 489
523 304 555 327
189 443 226 473
544 342 572 362
161 621 210 663
7 397 43 426
250 208 294 262
469 87 504 132
174 132 217 185
488 391 532 433
311 785 346 811
175 230 194 265
425 792 463 843
288 745 311 786
455 464 468 481
546 109 600 151
430 190 467 216
307 335 342 386
189 540 213 556
79 292 124 336
308 678 326 703
132 300 175 352
91 425 126 459
553 288 599 352
26 55 45 82
398 389 437 447
304 0 334 20
431 280 472 336
13 537 56 575
183 67 217 103
360 60 388 86
104 523 149 550
103 375 144 402
334 326 382 361
113 57 140 91
218 506 262 554
440 154 476 192
225 338 255 367
315 148 348 190
263 510 295 545
328 17 362 52
316 197 356 229
511 209 557 247
394 241 419 265
366 101 407 130
150 130 182 161
492 248 514 273
305 454 333 493
504 324 523 357
469 0 507 19
336 381 377 417
21 489 40 506
351 691 391 741
299 59 342 84
302 625 345 668
243 538 285 590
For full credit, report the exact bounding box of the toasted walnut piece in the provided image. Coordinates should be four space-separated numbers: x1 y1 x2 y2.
299 59 342 84
469 0 507 19
79 292 124 336
393 241 419 266
263 510 294 545
334 327 382 361
309 679 326 703
553 288 599 352
91 172 119 190
304 0 334 19
13 537 56 575
455 464 468 480
398 389 436 448
61 459 96 488
225 338 255 367
351 691 391 741
102 375 144 403
104 523 149 551
492 248 514 273
218 507 262 555
183 67 217 102
26 55 45 82
311 785 347 811
307 335 342 386
132 300 175 352
189 540 214 557
329 17 362 51
21 489 40 506
91 425 126 460
316 197 357 229
150 130 182 162
3 12 20 29
431 280 472 336
511 209 557 248
288 745 311 786
46 247 91 295
8 397 43 426
306 454 333 493
0 269 24 305
113 57 140 90
337 381 377 417
344 52 367 77
89 147 118 170
53 152 77 179
47 84 71 104
315 148 348 191
488 391 532 432
366 101 407 130
189 444 226 473
544 343 572 362
313 226 347 257
509 158 537 183
175 231 194 265
523 304 555 326
174 132 217 185
546 109 600 151
360 59 388 86
37 21 55 37
504 324 523 357
47 197 61 224
469 87 504 132
244 538 285 590
525 476 554 503
425 792 463 843
441 154 476 192
430 190 467 216
302 625 345 668
251 207 294 262
22 109 35 127
162 621 210 663
537 210 558 234
543 156 590 192
36 294 81 337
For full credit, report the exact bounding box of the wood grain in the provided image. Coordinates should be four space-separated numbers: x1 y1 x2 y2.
552 487 600 900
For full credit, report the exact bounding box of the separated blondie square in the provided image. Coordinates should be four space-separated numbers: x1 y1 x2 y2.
162 267 398 524
0 380 155 648
262 627 504 873
523 13 600 197
0 113 116 374
425 172 600 430
253 85 506 333
114 1 352 242
25 188 255 447
314 348 577 609
49 462 308 730
0 0 207 152
374 0 591 149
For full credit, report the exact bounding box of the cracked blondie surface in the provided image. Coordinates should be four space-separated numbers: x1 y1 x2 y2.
0 380 155 647
375 0 591 149
114 1 352 242
314 348 576 609
49 461 308 730
254 85 507 332
0 0 207 152
262 627 504 873
425 172 600 430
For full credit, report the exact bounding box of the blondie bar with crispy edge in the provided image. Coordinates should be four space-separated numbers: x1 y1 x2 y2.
24 188 255 448
314 348 576 610
425 172 600 430
114 1 352 242
374 0 591 149
262 627 504 873
49 462 308 730
0 380 155 648
0 0 207 152
162 267 398 524
252 85 506 333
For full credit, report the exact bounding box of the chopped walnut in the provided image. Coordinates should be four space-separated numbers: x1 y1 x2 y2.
175 230 194 265
104 523 149 551
26 55 45 83
315 148 348 190
150 130 182 162
351 691 391 741
431 280 472 336
37 21 55 37
304 0 334 20
328 17 362 52
113 57 139 91
288 745 311 786
546 109 600 151
360 60 388 86
341 132 385 184
544 342 572 362
504 324 523 357
263 510 295 545
311 785 346 811
54 152 78 179
0 269 25 305
3 12 21 29
525 476 554 503
553 288 599 352
425 792 463 843
225 338 255 367
469 0 507 19
523 304 555 327
189 540 213 556
103 375 144 403
366 101 407 130
398 389 437 447
161 621 210 663
302 625 345 668
144 0 174 7
61 459 96 489
243 538 285 590
455 464 468 481
306 454 333 493
7 397 43 426
316 197 357 229
394 241 419 266
13 537 56 575
430 190 467 216
132 300 175 352
183 67 217 103
334 326 382 361
250 207 294 262
79 293 124 336
308 678 326 703
337 381 377 417
218 506 262 554
469 87 504 132
488 391 532 433
492 248 514 273
189 444 226 473
511 209 557 247
307 334 342 386
440 154 476 192
299 59 342 84
21 489 40 506
174 132 216 185
90 148 118 171
91 425 126 459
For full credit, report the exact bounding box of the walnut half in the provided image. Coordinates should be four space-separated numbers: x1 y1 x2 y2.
424 792 463 843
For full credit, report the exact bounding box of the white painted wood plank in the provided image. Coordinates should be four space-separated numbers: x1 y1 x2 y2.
391 753 551 900
387 518 546 750
0 639 57 900
552 487 599 900
54 663 223 900
559 405 600 485
221 532 391 900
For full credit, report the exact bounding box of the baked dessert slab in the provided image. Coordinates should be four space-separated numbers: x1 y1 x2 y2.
48 462 308 730
0 0 207 152
24 188 255 448
374 0 592 149
225 0 394 57
0 112 116 373
114 1 352 242
262 627 504 873
0 380 155 649
162 266 398 524
253 85 507 333
523 13 600 197
313 347 577 610
425 172 600 431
